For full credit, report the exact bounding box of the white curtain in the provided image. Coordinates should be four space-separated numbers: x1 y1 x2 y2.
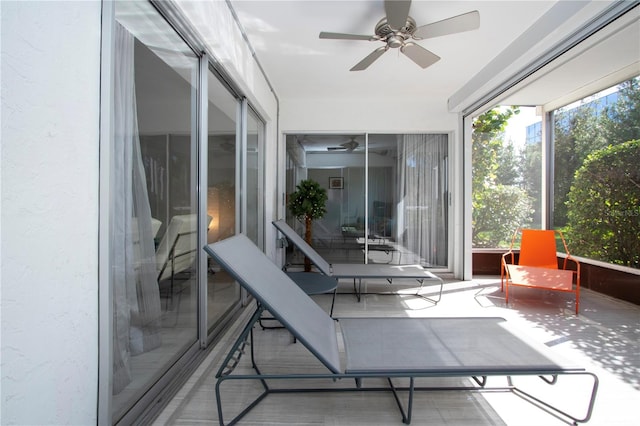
112 22 162 395
397 135 448 267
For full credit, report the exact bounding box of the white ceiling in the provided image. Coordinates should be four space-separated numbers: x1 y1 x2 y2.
229 0 639 148
232 0 550 101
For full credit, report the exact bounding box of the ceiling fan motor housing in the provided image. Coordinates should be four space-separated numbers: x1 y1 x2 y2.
375 16 417 48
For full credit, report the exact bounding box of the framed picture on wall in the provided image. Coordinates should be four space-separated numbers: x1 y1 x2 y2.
329 177 344 189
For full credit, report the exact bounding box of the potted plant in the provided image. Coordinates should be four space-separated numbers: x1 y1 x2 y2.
288 179 328 272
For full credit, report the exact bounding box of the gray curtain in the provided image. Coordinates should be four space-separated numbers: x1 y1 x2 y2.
112 22 162 395
397 135 448 267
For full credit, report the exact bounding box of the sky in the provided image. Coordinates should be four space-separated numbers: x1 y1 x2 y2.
503 106 540 149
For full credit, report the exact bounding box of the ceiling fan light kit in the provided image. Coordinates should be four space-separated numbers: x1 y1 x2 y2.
319 0 480 71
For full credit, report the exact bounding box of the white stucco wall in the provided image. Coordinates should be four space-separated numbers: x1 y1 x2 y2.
1 1 101 424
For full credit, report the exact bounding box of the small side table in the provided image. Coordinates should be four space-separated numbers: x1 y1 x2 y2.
286 271 338 316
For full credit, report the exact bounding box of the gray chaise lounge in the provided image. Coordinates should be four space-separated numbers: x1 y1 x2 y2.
273 219 444 303
204 235 598 425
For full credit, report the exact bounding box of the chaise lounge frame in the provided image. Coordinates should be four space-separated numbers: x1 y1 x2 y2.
273 220 444 303
205 235 598 426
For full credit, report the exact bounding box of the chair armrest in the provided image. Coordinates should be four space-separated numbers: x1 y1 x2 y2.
562 254 580 271
502 251 515 266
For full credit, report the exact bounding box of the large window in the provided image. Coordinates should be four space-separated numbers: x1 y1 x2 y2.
471 78 639 270
472 106 542 248
552 77 640 269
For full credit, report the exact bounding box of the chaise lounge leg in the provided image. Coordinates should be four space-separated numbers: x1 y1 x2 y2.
387 377 414 424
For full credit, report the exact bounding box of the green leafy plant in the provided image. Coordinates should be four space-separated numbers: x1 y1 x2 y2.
288 179 328 271
566 139 640 268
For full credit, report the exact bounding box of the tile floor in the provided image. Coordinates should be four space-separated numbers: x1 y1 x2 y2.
154 276 640 425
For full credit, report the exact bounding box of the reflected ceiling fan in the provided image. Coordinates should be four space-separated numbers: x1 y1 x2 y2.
319 0 479 71
328 136 359 152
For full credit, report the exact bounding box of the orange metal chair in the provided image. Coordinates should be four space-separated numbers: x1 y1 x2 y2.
501 228 581 314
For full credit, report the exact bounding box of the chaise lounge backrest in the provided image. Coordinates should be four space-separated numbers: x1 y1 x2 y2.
204 234 342 374
156 214 199 281
272 220 332 275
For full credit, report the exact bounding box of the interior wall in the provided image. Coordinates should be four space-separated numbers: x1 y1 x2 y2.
281 97 458 134
0 1 101 424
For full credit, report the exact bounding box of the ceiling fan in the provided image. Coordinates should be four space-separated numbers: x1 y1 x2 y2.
319 0 479 71
328 136 359 152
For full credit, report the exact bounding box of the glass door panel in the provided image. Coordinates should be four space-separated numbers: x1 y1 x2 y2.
245 107 265 249
205 70 241 332
112 1 199 420
285 135 366 266
366 134 397 264
284 133 449 269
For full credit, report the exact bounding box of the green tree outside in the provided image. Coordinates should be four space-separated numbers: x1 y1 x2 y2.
472 76 640 268
472 106 534 247
566 140 640 268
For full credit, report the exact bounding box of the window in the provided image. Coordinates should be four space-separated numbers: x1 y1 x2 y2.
471 77 640 271
552 76 640 269
472 106 542 248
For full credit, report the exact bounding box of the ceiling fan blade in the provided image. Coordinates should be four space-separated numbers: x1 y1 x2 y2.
350 46 388 71
319 32 375 41
385 0 412 30
400 42 440 68
414 10 480 39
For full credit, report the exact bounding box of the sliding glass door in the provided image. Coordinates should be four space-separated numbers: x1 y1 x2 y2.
245 106 265 249
112 1 199 420
106 2 261 423
205 70 242 333
285 133 449 269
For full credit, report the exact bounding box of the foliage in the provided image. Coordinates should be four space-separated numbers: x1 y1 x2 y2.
472 77 640 267
288 179 327 222
602 78 640 145
473 184 533 247
288 179 327 271
566 140 640 268
553 103 607 226
495 142 520 186
472 106 531 247
553 77 640 227
472 107 519 190
519 142 542 226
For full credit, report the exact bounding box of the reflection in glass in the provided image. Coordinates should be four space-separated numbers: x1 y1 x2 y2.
112 1 198 420
206 70 241 333
284 134 448 268
246 108 265 248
